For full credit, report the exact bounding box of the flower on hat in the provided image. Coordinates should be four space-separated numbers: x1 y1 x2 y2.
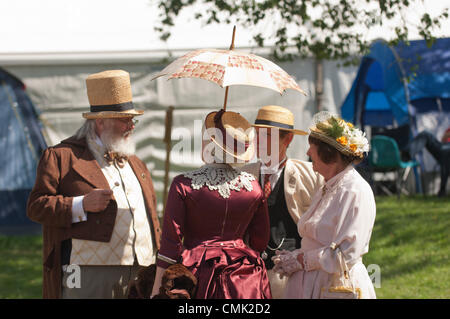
313 115 369 157
336 136 348 146
346 125 370 155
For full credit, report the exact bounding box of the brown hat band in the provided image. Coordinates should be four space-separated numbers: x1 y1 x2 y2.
90 101 134 113
214 110 250 153
254 119 294 130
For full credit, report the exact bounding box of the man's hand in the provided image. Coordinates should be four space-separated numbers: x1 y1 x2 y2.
82 189 113 213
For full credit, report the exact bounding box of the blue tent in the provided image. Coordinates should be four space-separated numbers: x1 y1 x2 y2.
0 67 47 227
341 38 450 136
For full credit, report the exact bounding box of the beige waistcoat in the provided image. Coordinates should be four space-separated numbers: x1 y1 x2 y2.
70 136 155 266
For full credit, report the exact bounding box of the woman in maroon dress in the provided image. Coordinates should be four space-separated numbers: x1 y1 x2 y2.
151 110 271 299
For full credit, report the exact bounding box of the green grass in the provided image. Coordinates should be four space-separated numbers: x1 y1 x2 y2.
0 235 42 298
0 195 449 299
364 195 450 298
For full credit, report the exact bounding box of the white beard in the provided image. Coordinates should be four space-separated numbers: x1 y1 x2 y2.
100 127 136 157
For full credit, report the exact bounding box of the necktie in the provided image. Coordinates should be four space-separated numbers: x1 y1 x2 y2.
262 159 288 199
104 151 128 168
263 173 272 198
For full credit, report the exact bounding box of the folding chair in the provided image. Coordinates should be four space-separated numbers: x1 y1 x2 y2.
369 135 419 197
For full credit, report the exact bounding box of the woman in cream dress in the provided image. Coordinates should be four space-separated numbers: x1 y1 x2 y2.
273 112 376 299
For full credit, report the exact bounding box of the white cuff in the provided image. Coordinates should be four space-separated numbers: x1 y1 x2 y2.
71 196 87 223
303 248 322 271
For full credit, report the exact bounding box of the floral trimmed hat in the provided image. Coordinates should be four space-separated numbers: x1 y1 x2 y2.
309 111 369 159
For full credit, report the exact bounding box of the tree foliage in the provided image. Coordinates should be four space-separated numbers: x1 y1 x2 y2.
152 0 448 63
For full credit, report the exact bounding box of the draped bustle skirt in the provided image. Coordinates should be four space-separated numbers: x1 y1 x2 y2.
181 239 272 299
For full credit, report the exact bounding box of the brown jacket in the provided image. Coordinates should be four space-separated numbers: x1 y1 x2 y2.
27 136 161 299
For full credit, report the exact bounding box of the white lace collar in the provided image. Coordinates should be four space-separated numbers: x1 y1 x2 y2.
183 164 255 199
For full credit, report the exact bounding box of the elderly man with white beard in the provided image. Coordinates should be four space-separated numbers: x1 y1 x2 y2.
27 70 161 299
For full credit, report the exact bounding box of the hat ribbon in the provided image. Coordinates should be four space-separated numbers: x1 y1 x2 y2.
254 119 294 130
90 101 134 113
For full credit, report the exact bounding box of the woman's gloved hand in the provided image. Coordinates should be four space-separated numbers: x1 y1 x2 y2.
271 249 304 278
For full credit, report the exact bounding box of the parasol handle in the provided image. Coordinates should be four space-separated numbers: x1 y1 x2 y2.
223 86 229 111
223 25 236 111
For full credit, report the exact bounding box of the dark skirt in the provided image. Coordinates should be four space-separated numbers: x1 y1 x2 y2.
181 239 272 299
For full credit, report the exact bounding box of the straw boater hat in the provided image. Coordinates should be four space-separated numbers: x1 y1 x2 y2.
252 105 307 135
309 111 369 159
204 109 255 162
82 70 144 119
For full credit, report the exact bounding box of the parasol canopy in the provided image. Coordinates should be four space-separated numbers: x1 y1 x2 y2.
151 27 307 110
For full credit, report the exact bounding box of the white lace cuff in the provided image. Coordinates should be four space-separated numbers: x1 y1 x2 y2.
272 250 303 275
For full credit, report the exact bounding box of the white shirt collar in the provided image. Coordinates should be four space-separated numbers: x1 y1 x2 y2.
260 157 287 175
86 133 107 164
94 134 103 147
324 164 353 191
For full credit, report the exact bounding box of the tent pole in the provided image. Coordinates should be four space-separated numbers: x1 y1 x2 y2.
388 43 423 194
162 106 174 216
315 59 323 112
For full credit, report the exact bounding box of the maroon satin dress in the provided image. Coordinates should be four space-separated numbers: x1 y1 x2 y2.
156 168 272 299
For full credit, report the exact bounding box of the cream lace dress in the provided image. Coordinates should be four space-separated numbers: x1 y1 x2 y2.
284 165 377 299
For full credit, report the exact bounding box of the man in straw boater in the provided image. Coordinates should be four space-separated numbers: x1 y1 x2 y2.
248 105 324 298
27 70 161 299
151 109 272 299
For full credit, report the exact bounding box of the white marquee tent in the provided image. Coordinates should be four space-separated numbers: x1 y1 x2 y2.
0 49 357 214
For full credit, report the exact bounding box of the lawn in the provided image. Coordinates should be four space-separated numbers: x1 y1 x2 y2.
0 195 449 299
0 235 42 298
364 195 450 298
